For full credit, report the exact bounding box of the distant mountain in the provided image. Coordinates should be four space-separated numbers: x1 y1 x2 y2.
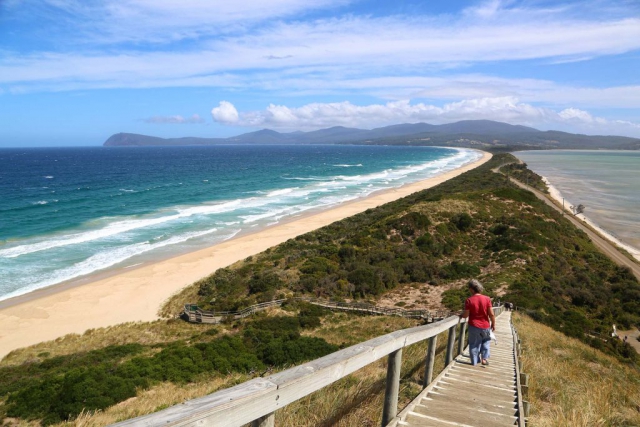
104 133 225 146
103 120 640 150
432 120 539 135
226 129 290 144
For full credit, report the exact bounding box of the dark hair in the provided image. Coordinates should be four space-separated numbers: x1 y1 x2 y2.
468 279 484 293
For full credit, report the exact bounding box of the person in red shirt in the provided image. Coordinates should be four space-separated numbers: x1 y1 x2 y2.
459 279 496 366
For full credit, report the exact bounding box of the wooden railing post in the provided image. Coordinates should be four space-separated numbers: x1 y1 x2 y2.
251 412 274 427
423 335 437 388
381 349 402 427
457 322 467 356
445 324 457 365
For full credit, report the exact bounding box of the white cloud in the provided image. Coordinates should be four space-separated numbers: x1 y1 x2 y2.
210 98 640 137
13 0 351 45
211 101 239 124
143 114 205 124
1 9 639 90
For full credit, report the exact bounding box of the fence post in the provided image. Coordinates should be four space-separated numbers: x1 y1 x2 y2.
251 412 275 427
423 335 438 388
381 349 402 427
445 324 457 365
457 322 467 356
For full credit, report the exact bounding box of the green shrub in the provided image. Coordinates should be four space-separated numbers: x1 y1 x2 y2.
450 213 473 231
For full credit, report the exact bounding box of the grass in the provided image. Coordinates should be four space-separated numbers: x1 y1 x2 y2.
1 319 212 367
276 322 451 427
514 312 640 426
33 312 453 427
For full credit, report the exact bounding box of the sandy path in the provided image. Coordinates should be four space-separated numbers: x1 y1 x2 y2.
0 151 492 358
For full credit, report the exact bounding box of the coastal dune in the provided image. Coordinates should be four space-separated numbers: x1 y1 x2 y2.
0 151 491 358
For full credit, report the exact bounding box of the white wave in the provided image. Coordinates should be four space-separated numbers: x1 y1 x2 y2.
282 176 325 181
240 211 281 224
119 188 136 193
0 227 230 302
267 188 298 197
0 198 261 258
333 164 363 167
2 148 480 261
43 176 54 179
32 201 48 205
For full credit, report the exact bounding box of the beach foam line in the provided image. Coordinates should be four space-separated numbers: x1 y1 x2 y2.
0 227 229 302
542 176 640 262
0 150 491 358
0 149 474 261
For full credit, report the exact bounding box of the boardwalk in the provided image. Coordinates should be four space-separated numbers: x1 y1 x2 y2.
391 312 522 427
183 298 448 324
113 309 524 427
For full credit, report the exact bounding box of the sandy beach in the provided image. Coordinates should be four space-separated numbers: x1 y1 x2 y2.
542 177 640 262
0 151 491 358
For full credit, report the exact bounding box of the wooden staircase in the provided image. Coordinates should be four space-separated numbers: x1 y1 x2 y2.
392 312 521 426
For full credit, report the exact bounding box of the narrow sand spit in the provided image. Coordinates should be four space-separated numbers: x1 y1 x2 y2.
0 151 491 358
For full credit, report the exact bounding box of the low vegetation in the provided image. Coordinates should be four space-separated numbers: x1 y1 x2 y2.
515 312 640 426
2 153 640 425
193 154 640 362
0 303 337 425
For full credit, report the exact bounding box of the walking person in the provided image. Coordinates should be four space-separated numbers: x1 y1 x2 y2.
459 279 496 366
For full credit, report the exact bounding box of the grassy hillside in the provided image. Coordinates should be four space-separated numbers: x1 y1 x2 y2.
2 153 640 425
515 312 640 426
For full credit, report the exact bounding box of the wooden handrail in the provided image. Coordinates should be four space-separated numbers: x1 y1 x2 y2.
183 297 448 325
112 307 505 427
112 313 475 427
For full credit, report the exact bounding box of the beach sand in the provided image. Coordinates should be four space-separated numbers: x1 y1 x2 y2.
542 177 640 262
0 151 491 358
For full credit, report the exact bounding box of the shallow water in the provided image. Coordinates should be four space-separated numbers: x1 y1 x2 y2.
515 150 640 254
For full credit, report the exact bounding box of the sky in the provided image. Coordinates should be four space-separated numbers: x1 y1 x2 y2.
1 0 640 147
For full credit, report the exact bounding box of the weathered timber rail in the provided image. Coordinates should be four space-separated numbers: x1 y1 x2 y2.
112 306 527 427
182 297 450 324
389 310 527 426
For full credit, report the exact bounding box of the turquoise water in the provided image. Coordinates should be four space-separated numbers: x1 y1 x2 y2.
515 150 640 254
0 145 480 300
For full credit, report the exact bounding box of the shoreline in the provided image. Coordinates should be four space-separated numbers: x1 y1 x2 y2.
0 150 491 358
542 177 640 263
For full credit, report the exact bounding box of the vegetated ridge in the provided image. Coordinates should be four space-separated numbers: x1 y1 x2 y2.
2 154 640 426
103 119 640 150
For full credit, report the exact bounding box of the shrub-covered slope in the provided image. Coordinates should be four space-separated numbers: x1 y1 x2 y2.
2 153 639 425
194 154 640 360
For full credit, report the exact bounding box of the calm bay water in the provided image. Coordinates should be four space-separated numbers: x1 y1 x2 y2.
0 145 479 300
515 150 640 255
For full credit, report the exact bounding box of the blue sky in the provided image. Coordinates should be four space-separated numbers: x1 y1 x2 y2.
1 0 639 146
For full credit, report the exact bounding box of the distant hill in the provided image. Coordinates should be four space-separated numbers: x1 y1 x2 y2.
104 133 226 146
103 120 640 150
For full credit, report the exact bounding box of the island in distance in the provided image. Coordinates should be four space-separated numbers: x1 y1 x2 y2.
104 119 640 150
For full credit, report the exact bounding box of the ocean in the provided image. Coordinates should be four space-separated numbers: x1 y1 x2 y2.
515 150 640 258
0 144 480 301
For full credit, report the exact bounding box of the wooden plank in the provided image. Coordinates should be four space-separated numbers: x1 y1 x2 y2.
423 393 517 417
404 413 477 426
414 398 517 426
